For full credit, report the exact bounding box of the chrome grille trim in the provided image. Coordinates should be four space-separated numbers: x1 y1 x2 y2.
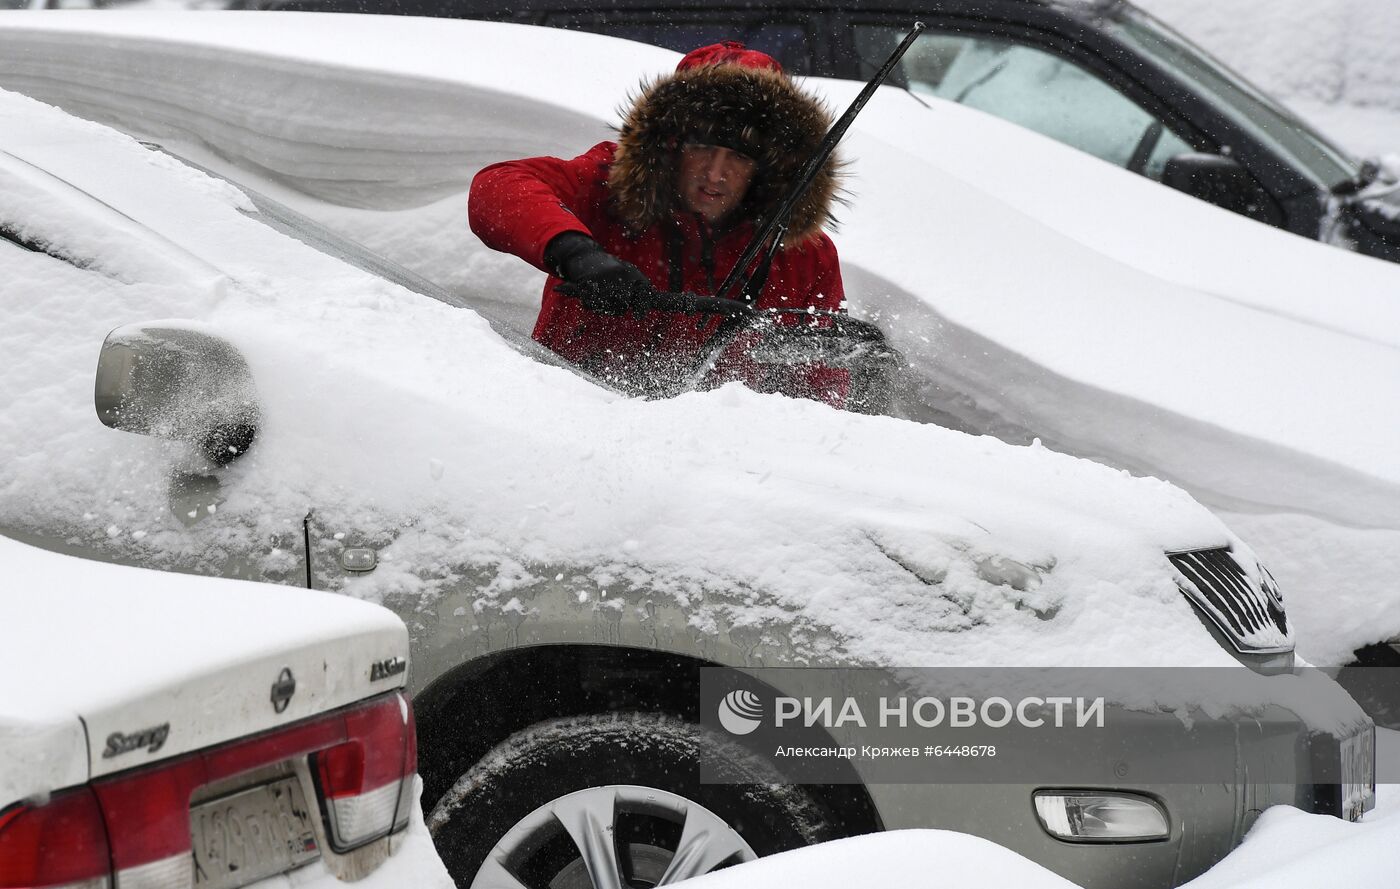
1168 547 1292 654
1202 551 1264 630
1220 553 1271 629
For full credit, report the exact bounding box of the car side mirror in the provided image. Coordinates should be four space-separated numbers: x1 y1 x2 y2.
94 323 260 467
1162 152 1259 217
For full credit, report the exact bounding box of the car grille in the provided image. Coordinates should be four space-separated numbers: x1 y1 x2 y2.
1168 548 1292 653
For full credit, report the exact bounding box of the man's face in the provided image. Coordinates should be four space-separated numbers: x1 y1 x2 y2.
677 143 757 223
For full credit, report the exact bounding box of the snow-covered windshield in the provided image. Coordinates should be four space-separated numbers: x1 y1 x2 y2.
158 146 636 391
160 148 900 410
1108 6 1362 189
149 145 464 309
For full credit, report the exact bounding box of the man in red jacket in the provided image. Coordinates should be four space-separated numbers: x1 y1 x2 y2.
469 41 846 399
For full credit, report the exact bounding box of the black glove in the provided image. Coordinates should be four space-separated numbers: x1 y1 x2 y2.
545 232 654 316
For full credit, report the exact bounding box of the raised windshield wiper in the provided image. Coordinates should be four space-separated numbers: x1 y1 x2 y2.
854 49 931 110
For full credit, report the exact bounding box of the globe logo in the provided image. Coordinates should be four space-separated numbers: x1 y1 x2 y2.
718 689 764 735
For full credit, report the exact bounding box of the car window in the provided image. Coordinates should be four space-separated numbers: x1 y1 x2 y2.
545 14 814 75
1107 7 1360 191
854 26 1192 181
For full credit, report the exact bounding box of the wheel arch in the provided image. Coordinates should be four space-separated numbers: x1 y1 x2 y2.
412 643 884 838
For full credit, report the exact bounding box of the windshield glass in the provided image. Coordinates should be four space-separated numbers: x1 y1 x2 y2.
1107 6 1361 190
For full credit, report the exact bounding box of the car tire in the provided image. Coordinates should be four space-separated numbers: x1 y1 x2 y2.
426 712 835 888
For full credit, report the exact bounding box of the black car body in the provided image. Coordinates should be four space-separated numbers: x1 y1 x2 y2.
251 0 1400 264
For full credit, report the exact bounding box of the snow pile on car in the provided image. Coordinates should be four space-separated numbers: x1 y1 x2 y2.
0 15 1396 667
680 829 1083 889
617 752 1400 889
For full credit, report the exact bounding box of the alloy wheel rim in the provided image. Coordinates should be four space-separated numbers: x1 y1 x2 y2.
469 784 757 889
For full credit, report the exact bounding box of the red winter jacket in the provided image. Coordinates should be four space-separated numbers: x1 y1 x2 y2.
469 142 845 380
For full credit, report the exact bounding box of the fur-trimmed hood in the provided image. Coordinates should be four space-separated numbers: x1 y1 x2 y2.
608 46 841 245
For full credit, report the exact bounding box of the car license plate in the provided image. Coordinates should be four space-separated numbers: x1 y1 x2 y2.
191 776 320 889
1340 727 1376 823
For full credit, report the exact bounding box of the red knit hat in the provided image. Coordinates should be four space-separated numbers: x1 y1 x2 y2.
675 41 783 74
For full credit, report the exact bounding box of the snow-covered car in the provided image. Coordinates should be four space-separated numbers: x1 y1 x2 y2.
0 535 447 889
0 12 1395 681
241 0 1400 264
0 71 1380 889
